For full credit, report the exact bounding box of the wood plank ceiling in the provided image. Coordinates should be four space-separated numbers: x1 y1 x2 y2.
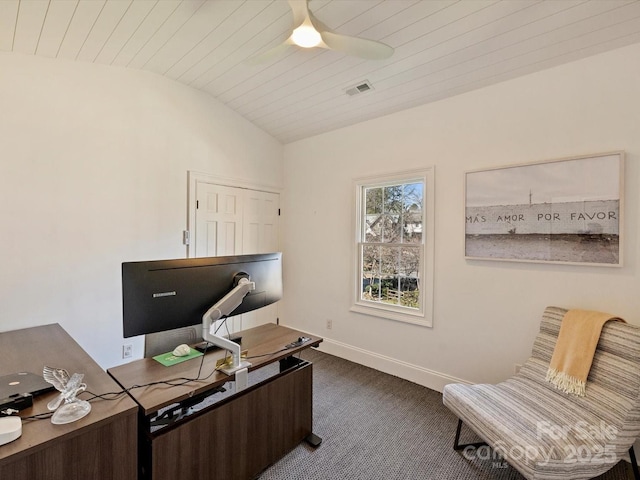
2 0 640 144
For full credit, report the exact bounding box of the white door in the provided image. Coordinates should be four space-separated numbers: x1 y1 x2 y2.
241 189 280 330
195 183 243 258
243 189 280 254
193 180 280 332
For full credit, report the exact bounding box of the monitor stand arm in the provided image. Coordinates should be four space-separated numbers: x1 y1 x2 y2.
201 275 254 387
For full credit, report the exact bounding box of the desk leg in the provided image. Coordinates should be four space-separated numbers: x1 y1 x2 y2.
139 409 152 480
305 432 322 447
279 355 304 372
280 356 322 449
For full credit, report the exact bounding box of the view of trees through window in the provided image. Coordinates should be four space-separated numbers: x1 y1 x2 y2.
360 182 423 310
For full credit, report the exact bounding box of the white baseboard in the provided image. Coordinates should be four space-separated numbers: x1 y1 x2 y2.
312 337 470 393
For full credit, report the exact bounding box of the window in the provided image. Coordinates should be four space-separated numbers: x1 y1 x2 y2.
352 168 434 326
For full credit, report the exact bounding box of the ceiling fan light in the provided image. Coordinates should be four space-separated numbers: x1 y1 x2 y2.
291 25 321 48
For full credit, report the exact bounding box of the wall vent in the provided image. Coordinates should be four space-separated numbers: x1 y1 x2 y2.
345 80 374 97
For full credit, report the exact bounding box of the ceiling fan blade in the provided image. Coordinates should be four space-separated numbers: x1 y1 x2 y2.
319 31 394 60
245 41 292 65
288 0 309 28
307 10 394 60
246 0 393 64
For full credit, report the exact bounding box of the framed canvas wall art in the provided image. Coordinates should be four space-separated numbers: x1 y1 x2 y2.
464 151 624 266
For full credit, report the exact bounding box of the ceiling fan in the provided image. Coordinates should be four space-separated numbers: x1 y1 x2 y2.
247 0 394 64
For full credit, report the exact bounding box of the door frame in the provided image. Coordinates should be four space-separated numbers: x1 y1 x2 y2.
186 171 282 258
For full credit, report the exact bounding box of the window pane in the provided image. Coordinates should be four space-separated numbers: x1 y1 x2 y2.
380 214 402 243
361 245 379 302
399 247 420 309
362 245 379 275
383 185 403 215
380 246 398 275
399 279 419 308
365 215 382 242
399 246 420 277
384 277 400 305
380 247 399 305
403 183 423 208
365 187 382 215
402 213 422 244
402 183 423 244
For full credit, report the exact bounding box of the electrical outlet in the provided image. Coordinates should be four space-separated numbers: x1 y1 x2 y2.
122 344 133 359
326 319 332 330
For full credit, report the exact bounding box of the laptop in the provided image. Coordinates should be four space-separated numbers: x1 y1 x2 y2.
0 372 55 399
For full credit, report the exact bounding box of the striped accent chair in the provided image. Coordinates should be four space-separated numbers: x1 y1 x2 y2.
443 306 640 480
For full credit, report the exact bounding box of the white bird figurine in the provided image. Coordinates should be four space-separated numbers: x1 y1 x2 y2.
43 366 86 410
43 366 91 424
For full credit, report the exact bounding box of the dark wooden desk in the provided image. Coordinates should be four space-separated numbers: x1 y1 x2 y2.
108 323 322 480
0 324 138 479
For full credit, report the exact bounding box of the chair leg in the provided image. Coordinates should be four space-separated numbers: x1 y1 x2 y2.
453 419 487 451
629 445 640 480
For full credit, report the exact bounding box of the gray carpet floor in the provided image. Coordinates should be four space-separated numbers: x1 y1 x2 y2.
257 349 634 480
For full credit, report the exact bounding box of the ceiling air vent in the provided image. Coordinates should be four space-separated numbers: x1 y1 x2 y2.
345 80 374 97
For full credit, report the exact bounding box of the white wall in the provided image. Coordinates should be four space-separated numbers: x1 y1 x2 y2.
281 43 640 390
0 52 283 369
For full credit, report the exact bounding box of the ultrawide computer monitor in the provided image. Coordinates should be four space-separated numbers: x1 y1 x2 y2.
122 252 283 339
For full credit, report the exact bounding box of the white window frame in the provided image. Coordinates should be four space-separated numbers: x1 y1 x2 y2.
351 167 435 327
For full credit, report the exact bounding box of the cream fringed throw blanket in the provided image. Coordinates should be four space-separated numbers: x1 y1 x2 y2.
546 309 624 396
